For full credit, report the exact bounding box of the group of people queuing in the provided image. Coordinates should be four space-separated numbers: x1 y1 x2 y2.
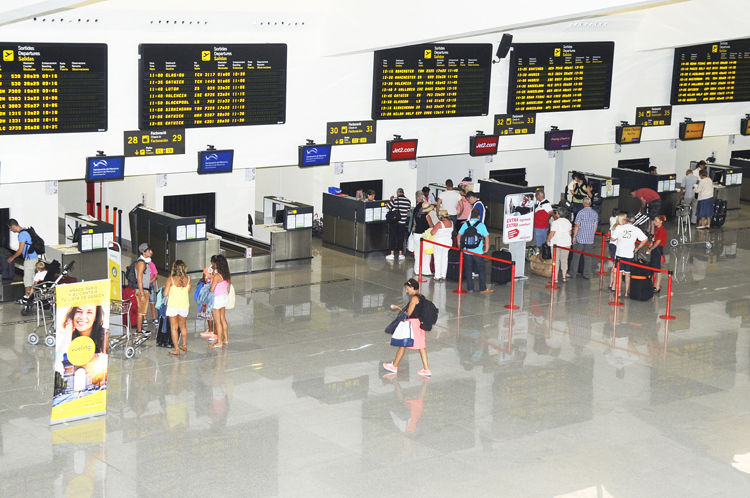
386 179 493 292
131 243 231 355
679 160 715 229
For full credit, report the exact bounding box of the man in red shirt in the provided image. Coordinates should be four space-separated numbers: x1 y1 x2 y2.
630 188 661 232
533 191 553 247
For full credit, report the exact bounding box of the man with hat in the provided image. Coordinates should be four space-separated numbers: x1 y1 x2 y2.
135 243 154 335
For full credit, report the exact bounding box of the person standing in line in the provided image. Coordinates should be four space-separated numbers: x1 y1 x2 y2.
135 243 154 336
430 210 453 282
147 259 159 329
458 208 492 294
465 191 486 224
383 278 431 378
570 197 599 279
200 255 217 339
209 255 231 348
630 187 661 233
694 169 714 229
609 215 649 297
435 179 463 237
649 216 667 293
164 259 191 356
455 186 473 241
411 191 434 276
568 173 592 214
386 188 412 261
6 219 39 305
680 168 699 224
547 208 573 282
533 191 553 247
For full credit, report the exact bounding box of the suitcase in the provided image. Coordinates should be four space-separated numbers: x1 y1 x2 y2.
711 199 727 227
0 257 15 280
156 315 174 348
629 262 653 301
491 249 513 284
122 287 139 328
446 247 461 281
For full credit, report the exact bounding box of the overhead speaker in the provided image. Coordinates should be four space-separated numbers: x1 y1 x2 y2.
496 33 513 59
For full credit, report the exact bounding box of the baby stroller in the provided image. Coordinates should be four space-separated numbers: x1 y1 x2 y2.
26 261 76 347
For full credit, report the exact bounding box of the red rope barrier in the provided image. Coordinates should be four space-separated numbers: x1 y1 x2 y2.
595 232 608 276
609 259 624 307
505 262 519 310
546 244 560 290
659 271 676 320
417 238 428 283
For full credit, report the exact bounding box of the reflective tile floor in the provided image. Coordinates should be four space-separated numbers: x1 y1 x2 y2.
2 208 750 497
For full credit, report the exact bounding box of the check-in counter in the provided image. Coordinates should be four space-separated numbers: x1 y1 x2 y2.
63 213 115 251
611 169 679 219
257 196 313 262
729 157 750 202
322 193 390 252
478 179 544 230
129 204 211 273
45 244 108 282
707 163 743 210
566 173 620 230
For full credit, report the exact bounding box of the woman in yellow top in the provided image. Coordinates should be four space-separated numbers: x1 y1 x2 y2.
164 259 192 355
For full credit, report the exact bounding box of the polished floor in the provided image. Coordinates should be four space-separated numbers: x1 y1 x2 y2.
2 209 750 498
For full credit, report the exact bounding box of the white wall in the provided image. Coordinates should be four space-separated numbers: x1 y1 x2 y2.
2 1 750 241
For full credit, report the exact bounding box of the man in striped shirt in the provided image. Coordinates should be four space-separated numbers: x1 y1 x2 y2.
569 197 599 279
387 188 412 261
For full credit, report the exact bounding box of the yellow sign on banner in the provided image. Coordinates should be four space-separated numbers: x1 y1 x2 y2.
52 279 111 425
107 243 122 301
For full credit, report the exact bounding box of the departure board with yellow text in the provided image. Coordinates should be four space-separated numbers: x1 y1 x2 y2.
372 44 492 120
138 44 287 130
0 42 107 134
507 42 614 113
670 38 750 105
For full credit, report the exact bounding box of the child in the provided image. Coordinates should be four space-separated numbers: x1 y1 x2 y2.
33 261 47 283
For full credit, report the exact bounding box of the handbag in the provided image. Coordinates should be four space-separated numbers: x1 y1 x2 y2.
634 247 650 264
423 232 435 255
660 254 666 265
390 320 414 347
226 284 236 310
385 310 409 335
193 280 204 303
540 243 552 261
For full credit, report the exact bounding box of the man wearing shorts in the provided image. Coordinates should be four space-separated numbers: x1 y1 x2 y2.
609 215 649 297
7 219 39 304
135 243 154 335
630 187 661 233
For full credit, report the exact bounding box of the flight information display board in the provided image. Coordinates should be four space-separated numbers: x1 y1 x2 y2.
138 43 287 130
494 112 536 136
0 42 107 134
670 38 750 105
507 42 614 113
372 43 492 120
327 120 376 145
635 106 672 127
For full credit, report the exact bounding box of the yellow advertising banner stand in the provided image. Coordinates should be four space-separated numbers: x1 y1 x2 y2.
51 279 111 425
107 242 122 301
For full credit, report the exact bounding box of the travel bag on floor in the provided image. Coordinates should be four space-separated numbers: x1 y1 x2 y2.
629 262 653 301
491 249 513 284
711 199 727 227
446 248 461 281
528 254 553 278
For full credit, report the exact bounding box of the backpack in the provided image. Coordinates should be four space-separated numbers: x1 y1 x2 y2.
155 286 166 309
461 220 482 249
419 295 439 331
22 227 45 257
124 260 140 289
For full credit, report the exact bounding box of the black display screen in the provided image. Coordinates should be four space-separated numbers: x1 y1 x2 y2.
671 38 750 105
138 43 287 129
507 42 614 113
372 43 492 120
0 42 107 134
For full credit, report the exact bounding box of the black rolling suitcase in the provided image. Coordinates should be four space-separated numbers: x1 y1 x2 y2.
711 199 727 227
629 262 653 301
491 249 513 285
156 315 174 347
446 247 461 281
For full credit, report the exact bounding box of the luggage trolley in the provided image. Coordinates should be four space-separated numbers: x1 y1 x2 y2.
27 261 76 347
108 298 138 359
670 200 711 249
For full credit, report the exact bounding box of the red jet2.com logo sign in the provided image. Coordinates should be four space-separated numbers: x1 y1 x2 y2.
389 140 418 161
474 136 498 154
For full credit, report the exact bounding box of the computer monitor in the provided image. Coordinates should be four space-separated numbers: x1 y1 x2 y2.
274 209 285 225
678 121 705 141
712 170 723 183
544 129 573 151
85 156 125 183
615 125 642 145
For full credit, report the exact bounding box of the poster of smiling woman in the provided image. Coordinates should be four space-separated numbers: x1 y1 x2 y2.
51 280 111 425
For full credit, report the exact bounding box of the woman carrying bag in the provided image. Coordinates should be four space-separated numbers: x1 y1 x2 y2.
430 210 453 281
411 191 434 276
383 279 431 378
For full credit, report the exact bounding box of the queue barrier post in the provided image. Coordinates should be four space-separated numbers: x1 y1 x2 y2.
545 244 560 290
595 233 608 276
504 261 520 310
453 247 468 295
608 260 624 307
659 271 676 320
416 237 428 283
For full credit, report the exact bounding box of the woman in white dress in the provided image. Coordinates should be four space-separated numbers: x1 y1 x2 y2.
431 210 454 281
